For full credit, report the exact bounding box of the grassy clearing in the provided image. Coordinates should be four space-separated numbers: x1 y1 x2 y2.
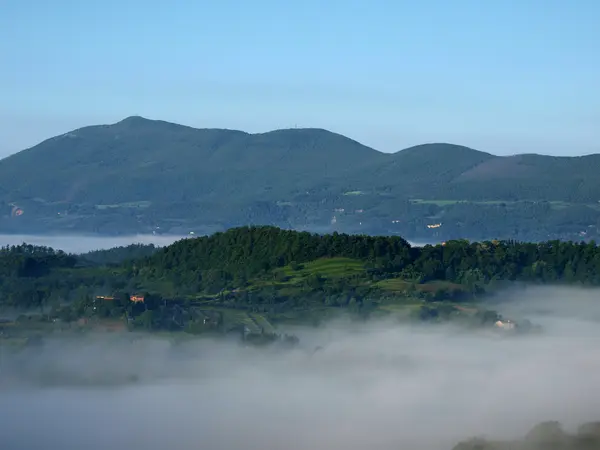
410 199 519 206
250 313 275 334
212 309 275 334
453 304 479 314
249 258 365 290
410 199 600 211
281 257 365 278
378 302 423 318
218 310 252 332
240 315 261 333
545 200 600 210
376 278 411 292
410 199 467 206
269 306 337 325
376 278 466 293
95 201 152 210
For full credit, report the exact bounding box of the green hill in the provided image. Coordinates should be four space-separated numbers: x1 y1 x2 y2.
1 116 600 240
347 143 496 197
2 226 599 336
0 116 381 205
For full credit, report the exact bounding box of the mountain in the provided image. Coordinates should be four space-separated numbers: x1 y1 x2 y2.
346 143 496 198
1 116 600 240
353 143 600 202
0 116 382 204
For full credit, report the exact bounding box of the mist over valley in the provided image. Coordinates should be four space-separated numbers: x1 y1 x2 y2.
2 288 600 450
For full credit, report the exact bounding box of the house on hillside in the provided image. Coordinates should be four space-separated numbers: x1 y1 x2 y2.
494 319 516 330
96 294 145 303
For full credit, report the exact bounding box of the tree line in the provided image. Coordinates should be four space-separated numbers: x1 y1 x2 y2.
1 226 600 320
130 226 600 291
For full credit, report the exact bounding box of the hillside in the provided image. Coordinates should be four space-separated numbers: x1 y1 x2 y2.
0 116 382 204
1 116 600 240
2 226 599 338
348 143 497 197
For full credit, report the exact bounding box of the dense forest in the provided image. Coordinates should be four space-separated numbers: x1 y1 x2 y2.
1 227 599 338
79 243 159 266
127 226 600 301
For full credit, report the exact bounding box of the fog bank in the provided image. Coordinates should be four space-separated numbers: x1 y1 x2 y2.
0 233 435 254
0 234 188 253
1 287 600 450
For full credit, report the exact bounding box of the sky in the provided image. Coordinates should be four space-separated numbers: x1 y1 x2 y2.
0 0 598 157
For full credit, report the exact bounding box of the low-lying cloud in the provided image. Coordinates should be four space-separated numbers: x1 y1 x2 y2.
1 287 600 450
0 233 435 255
0 233 187 254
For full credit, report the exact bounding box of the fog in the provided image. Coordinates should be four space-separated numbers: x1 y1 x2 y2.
0 233 434 254
2 287 600 450
0 234 188 254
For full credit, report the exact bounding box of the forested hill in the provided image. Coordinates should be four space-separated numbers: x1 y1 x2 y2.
2 227 600 335
2 116 600 240
137 226 413 279
133 226 600 292
0 244 77 278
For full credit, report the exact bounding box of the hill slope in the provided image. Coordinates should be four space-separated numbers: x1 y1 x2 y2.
0 116 382 204
347 143 496 197
1 116 600 239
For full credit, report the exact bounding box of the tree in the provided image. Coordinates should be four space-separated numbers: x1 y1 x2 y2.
136 310 154 330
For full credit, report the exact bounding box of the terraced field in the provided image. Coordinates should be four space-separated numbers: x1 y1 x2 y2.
280 257 365 278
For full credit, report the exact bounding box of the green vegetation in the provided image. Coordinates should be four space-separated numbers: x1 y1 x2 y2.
95 201 152 210
2 116 600 241
79 243 159 265
410 198 600 210
280 257 365 277
0 226 598 345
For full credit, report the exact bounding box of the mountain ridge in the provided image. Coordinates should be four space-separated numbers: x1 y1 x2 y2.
2 116 600 239
6 116 597 160
7 115 594 161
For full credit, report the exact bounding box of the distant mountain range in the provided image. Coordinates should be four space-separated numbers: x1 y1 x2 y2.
1 116 599 241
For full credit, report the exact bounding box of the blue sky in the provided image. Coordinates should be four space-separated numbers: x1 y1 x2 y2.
1 0 598 156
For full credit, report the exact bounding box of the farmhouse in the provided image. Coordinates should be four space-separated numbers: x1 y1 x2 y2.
95 294 145 303
494 319 516 330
